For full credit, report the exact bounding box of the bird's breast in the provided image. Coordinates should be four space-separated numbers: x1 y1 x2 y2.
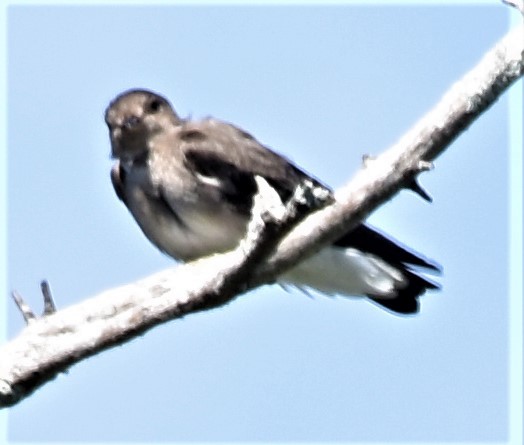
124 178 247 262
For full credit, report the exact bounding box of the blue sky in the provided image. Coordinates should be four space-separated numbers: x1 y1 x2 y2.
1 1 522 443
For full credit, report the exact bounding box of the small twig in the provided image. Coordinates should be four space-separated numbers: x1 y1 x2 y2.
41 281 57 316
362 154 433 202
11 291 36 324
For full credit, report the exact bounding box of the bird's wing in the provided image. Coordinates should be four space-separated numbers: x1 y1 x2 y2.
178 119 332 215
334 223 441 272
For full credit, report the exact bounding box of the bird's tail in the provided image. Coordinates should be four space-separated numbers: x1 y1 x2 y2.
280 244 439 315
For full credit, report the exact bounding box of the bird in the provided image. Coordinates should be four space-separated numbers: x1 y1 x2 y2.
105 88 440 315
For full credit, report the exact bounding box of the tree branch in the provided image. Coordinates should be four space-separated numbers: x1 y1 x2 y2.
1 20 522 409
255 23 524 284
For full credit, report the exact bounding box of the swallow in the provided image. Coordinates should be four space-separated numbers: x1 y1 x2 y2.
105 89 440 314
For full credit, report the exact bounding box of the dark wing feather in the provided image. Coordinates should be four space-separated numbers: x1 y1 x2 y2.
180 120 331 215
184 150 258 215
335 224 440 272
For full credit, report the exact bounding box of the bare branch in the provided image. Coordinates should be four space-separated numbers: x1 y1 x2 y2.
0 174 328 407
254 24 524 284
1 23 522 408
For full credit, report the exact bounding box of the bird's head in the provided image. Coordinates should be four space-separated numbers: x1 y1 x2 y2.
105 89 181 161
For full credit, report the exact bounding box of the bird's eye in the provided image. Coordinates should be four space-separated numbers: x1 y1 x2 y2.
148 99 162 113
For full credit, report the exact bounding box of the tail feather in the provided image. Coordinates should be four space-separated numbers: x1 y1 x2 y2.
283 223 441 316
368 268 440 314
